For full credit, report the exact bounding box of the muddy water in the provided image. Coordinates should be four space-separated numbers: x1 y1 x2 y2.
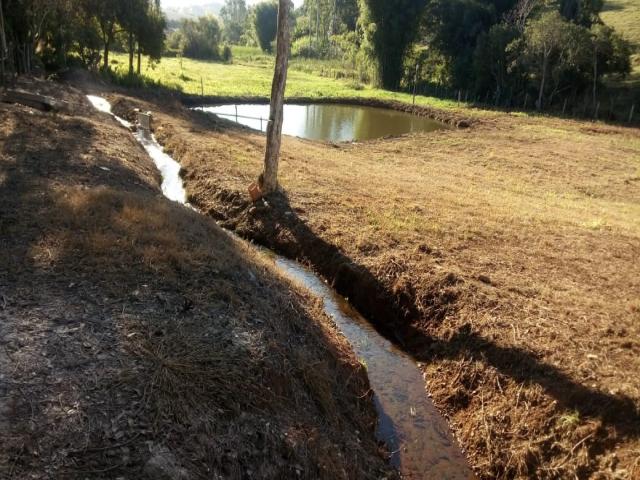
197 103 446 142
89 96 473 479
273 257 473 479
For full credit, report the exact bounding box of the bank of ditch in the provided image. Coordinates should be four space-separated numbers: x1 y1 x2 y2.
107 89 640 479
0 78 397 479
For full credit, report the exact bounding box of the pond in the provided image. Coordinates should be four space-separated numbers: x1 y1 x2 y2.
197 103 447 142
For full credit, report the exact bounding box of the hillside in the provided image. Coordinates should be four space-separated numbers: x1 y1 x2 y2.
602 0 640 47
126 81 640 478
0 77 395 480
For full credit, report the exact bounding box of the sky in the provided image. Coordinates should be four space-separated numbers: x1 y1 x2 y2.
161 0 304 8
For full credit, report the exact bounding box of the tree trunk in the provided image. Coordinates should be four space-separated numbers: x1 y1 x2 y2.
128 32 134 75
592 48 598 107
103 41 110 70
0 0 7 83
261 0 292 195
537 52 548 110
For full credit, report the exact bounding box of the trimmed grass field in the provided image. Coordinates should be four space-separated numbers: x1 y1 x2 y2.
109 50 475 115
110 85 640 479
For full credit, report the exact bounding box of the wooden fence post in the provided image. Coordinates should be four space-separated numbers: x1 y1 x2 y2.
630 104 636 123
594 101 600 120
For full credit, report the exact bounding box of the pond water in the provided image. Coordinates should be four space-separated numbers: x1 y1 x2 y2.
89 96 473 479
197 103 446 142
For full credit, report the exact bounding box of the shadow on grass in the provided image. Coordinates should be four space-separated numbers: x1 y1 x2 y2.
229 190 640 451
0 101 390 479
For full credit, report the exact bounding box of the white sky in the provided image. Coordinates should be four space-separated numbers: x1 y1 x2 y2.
161 0 304 8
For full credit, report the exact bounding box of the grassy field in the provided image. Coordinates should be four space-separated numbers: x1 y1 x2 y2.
602 0 640 47
109 50 472 114
110 67 640 478
602 0 640 86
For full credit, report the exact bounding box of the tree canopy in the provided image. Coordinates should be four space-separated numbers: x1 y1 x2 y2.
254 1 278 52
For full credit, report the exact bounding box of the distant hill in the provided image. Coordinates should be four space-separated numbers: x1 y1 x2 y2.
601 0 640 48
164 2 223 21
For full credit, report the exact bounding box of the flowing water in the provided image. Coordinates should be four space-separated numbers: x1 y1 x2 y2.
88 95 473 479
197 103 446 142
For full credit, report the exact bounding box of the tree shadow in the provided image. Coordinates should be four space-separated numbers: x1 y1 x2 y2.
238 190 640 446
0 100 391 479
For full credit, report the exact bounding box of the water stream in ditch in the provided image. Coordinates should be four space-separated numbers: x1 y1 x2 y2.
87 95 473 479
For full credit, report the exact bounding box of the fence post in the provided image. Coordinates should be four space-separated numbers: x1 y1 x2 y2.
201 77 204 96
523 93 528 110
594 101 600 120
562 98 567 115
630 104 636 123
457 90 461 105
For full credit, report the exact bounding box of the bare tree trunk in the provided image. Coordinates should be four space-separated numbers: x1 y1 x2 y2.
0 0 7 84
537 53 548 110
128 32 134 75
592 49 598 107
261 0 292 195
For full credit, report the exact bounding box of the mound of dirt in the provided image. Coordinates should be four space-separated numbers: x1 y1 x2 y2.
0 79 396 479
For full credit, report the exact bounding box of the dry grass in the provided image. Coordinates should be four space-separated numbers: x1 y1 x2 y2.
0 79 395 479
124 93 640 479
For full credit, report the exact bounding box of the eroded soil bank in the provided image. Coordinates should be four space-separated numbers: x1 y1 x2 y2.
0 78 397 479
108 89 640 479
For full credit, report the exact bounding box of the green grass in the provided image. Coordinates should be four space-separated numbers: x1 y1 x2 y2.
109 51 468 114
601 0 640 88
601 0 640 48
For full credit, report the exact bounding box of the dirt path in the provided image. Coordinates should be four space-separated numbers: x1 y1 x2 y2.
109 90 640 479
0 78 396 479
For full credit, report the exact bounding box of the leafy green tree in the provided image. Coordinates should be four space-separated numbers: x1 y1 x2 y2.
181 16 222 59
220 0 248 44
522 11 573 109
558 0 603 27
421 0 519 89
358 0 429 89
254 1 278 52
473 23 520 98
135 1 166 73
589 23 630 103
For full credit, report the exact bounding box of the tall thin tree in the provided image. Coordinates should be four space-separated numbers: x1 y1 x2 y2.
0 0 7 84
260 0 292 195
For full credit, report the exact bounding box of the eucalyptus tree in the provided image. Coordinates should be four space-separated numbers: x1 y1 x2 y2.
254 1 278 52
220 0 248 44
358 0 429 89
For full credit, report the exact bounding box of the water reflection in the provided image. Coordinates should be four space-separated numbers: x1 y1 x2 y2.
274 257 474 479
198 103 446 142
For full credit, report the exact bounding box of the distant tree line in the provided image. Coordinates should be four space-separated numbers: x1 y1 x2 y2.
0 0 165 77
0 0 634 117
211 0 632 113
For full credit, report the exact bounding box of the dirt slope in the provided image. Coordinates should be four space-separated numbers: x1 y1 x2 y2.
112 91 640 479
0 78 396 479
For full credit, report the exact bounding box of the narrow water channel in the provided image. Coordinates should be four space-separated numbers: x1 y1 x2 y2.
87 95 473 479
